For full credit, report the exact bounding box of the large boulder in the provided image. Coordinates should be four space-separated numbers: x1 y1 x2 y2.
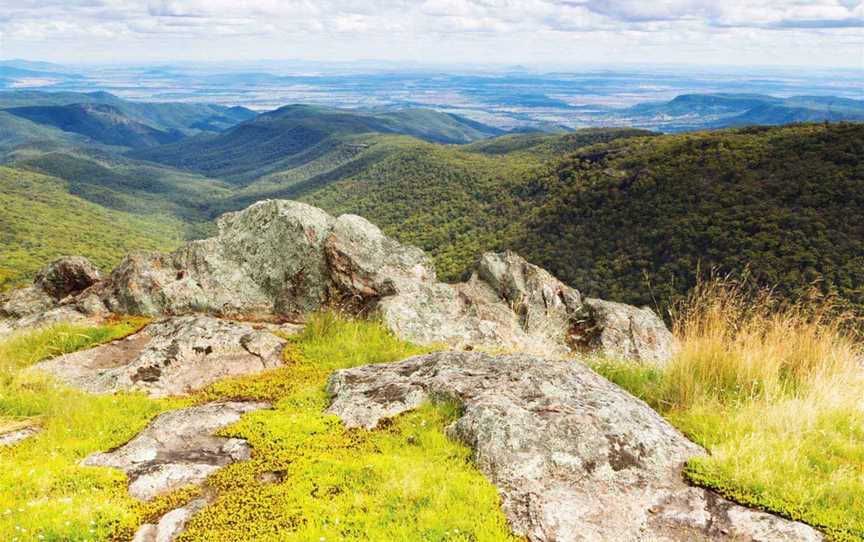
99 200 335 319
326 351 822 542
34 256 102 300
0 257 104 335
31 316 288 397
572 298 678 363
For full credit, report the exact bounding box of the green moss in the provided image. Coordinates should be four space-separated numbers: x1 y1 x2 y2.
0 314 520 541
177 313 519 541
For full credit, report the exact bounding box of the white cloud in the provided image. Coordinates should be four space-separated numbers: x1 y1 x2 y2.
0 0 861 67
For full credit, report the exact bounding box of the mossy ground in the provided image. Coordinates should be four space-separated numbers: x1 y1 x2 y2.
0 314 520 542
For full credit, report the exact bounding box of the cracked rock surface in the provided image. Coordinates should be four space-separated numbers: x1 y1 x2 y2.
326 351 823 542
0 426 40 448
32 316 286 397
83 401 268 501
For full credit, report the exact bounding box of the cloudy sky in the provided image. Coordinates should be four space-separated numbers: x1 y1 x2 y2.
1 0 863 68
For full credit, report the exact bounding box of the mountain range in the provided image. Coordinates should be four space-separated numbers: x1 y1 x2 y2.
0 89 861 315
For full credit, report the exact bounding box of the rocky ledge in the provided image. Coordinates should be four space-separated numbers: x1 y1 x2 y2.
31 315 291 397
327 351 822 542
1 200 674 363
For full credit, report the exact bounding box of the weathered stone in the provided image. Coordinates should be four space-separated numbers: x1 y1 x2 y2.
325 213 437 305
82 401 268 501
0 426 40 448
326 351 822 542
379 251 675 361
131 496 212 542
32 316 286 397
0 286 55 319
572 298 678 363
34 256 102 301
3 200 676 362
99 200 335 319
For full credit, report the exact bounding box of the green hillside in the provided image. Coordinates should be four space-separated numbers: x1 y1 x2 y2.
0 111 86 153
131 105 503 182
4 103 185 148
294 123 863 314
509 122 864 310
0 90 255 135
10 148 231 223
1 93 861 317
0 166 186 289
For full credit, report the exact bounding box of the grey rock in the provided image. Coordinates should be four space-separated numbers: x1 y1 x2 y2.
131 496 212 542
82 401 268 501
32 316 286 397
326 351 822 542
0 426 40 447
572 298 678 363
5 200 675 362
0 286 55 319
380 251 674 361
0 257 103 335
99 200 335 319
34 256 102 301
324 213 437 306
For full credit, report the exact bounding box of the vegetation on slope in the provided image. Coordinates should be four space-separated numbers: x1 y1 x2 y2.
9 149 230 223
130 105 503 182
296 123 864 316
509 122 864 313
0 166 187 289
592 278 864 541
0 91 255 135
298 129 652 279
175 313 516 542
4 104 185 149
0 314 519 542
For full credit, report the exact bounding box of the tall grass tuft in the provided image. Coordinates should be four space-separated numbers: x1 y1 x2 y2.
666 276 862 408
593 276 864 540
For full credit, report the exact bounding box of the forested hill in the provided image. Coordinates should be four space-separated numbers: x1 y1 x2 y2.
301 123 864 314
506 122 864 311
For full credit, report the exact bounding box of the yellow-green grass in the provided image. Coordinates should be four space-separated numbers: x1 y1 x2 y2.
1 313 520 542
175 313 519 542
0 317 188 542
591 279 864 541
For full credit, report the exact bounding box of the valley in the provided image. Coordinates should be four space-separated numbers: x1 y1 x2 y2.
0 89 861 317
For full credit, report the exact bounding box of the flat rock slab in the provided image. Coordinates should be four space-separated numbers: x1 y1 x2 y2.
326 351 822 542
0 426 40 448
83 401 269 501
32 316 287 397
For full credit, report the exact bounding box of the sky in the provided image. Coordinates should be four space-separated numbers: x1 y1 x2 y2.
0 0 863 69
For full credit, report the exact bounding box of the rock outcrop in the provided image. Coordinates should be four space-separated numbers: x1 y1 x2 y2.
131 496 212 542
83 401 268 501
32 316 288 397
0 256 103 334
326 351 823 542
33 256 102 301
5 200 672 362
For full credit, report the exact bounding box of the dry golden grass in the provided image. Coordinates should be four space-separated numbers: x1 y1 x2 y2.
666 277 863 408
593 277 864 540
